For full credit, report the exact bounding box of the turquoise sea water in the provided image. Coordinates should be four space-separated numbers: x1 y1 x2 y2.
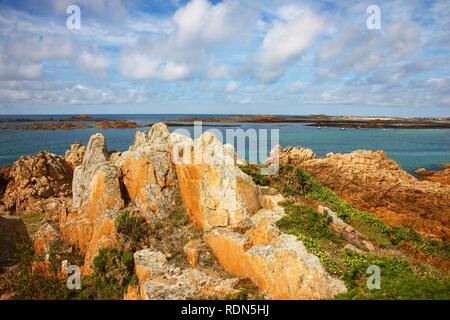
0 114 449 173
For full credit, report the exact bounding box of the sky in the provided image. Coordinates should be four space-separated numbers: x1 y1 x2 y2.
0 0 449 116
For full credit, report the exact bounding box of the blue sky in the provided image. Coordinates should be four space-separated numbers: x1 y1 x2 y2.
0 0 449 116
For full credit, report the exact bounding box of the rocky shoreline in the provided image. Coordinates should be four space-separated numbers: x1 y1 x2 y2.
0 122 449 300
2 114 450 130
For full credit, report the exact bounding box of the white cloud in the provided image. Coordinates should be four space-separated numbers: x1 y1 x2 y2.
254 6 325 82
173 0 245 46
119 0 256 81
286 81 305 93
119 52 160 80
0 80 152 106
225 81 239 92
0 55 42 80
77 50 110 77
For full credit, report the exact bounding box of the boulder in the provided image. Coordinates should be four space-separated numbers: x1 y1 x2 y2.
0 166 10 198
416 163 450 186
133 249 240 300
2 152 73 215
204 229 346 299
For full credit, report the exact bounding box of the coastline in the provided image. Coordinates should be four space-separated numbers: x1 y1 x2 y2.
1 114 450 130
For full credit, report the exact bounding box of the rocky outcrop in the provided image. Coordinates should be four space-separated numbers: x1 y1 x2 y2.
1 152 73 215
0 215 30 268
416 164 450 186
205 229 346 299
1 123 350 299
133 249 240 300
176 132 260 231
65 142 86 170
272 146 450 240
203 193 347 300
169 131 347 299
115 123 180 221
60 134 125 273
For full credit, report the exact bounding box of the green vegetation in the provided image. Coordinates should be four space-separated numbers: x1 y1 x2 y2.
78 248 137 300
276 165 450 257
2 210 148 300
278 204 450 299
277 202 340 244
115 210 149 246
241 162 450 299
78 210 149 299
336 250 450 300
2 240 81 300
240 165 270 186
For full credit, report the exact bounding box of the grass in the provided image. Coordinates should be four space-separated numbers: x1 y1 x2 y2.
336 250 450 300
240 165 270 186
277 204 450 299
277 202 341 245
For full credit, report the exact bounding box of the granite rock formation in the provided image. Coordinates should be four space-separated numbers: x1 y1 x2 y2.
1 152 72 215
269 145 450 240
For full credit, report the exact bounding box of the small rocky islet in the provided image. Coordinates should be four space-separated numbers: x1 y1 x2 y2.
0 122 449 300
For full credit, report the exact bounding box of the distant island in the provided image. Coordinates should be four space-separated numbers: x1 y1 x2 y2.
1 114 450 130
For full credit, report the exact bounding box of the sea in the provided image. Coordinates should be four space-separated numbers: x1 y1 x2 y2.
1 114 450 173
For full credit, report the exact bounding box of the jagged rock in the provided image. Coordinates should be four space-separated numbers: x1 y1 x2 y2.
265 144 316 166
61 134 125 273
1 152 72 215
175 132 260 231
246 217 280 246
134 249 240 300
204 229 347 299
0 215 30 268
72 134 111 209
134 250 168 285
116 124 180 220
274 146 450 240
34 222 60 255
318 205 355 233
124 285 140 300
65 142 86 170
170 129 346 299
